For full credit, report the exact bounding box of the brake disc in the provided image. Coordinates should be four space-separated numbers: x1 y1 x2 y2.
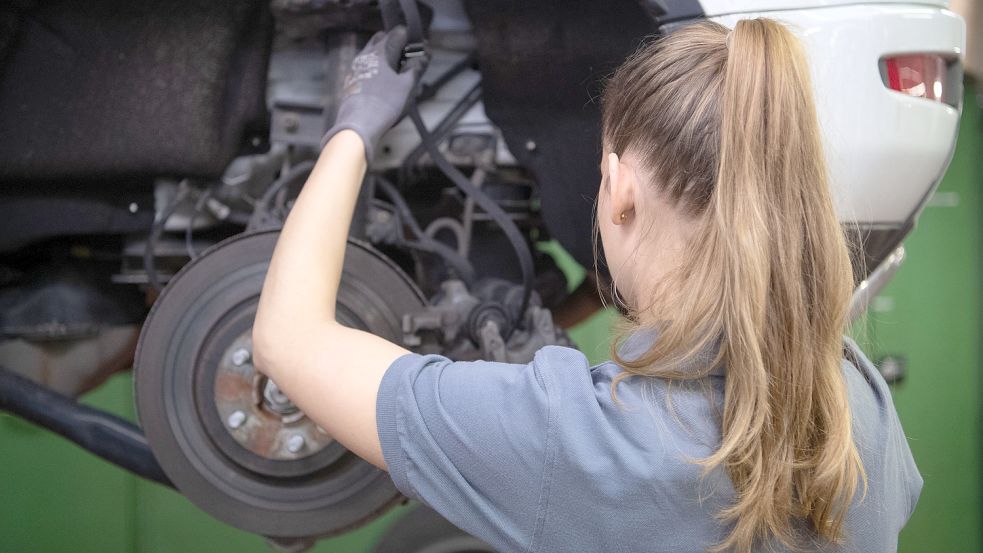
134 230 424 539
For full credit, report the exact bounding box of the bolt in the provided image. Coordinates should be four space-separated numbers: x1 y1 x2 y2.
283 114 300 133
262 379 299 416
264 380 289 405
231 348 251 366
287 435 305 453
227 410 247 429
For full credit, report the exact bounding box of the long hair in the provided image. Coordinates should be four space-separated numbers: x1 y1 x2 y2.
600 19 865 552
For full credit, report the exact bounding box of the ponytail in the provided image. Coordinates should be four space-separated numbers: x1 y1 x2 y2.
602 19 864 552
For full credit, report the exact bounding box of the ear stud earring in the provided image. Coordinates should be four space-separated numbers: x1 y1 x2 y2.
620 212 627 222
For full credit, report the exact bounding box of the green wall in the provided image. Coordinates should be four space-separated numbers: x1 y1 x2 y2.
857 83 983 552
1 85 980 552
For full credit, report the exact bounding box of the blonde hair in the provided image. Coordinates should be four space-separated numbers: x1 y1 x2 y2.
600 19 865 552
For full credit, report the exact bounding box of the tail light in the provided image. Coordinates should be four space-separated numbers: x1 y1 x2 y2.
880 54 959 107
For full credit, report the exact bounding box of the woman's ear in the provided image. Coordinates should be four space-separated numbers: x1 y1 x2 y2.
607 152 636 226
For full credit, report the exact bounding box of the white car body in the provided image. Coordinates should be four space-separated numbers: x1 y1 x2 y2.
707 1 965 229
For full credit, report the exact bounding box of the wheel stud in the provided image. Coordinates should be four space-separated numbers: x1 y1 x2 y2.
231 348 251 366
228 410 247 429
287 435 305 453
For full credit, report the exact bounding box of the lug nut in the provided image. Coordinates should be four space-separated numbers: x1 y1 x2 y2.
227 410 247 429
287 435 305 453
231 348 251 366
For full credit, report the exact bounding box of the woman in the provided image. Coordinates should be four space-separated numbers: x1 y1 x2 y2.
252 19 921 553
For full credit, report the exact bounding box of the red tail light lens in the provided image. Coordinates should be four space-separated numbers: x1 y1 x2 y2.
881 54 952 104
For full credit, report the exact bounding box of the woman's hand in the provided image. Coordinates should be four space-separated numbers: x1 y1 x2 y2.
322 26 423 161
252 27 426 469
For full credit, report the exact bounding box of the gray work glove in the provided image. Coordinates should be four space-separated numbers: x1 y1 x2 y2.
322 26 424 160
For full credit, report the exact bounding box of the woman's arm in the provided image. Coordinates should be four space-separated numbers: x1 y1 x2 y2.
252 131 407 469
252 28 421 469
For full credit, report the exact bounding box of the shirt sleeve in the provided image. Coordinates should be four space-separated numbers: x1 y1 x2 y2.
376 346 579 553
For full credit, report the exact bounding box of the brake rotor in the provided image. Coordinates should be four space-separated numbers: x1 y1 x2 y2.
135 230 424 539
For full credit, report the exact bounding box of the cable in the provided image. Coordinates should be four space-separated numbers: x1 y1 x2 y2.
144 183 191 292
400 81 482 185
375 0 534 330
185 188 213 260
378 0 402 33
407 98 535 328
378 0 535 328
424 216 467 256
375 177 476 284
398 0 425 46
417 51 477 103
247 159 317 230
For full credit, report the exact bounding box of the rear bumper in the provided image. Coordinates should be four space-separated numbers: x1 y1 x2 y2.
712 4 965 226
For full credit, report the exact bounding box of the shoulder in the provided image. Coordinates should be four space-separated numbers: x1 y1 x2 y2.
533 346 722 451
529 346 633 407
531 345 594 373
841 337 896 416
529 345 590 395
839 337 909 455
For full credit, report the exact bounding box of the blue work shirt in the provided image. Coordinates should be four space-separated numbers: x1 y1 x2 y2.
376 333 921 552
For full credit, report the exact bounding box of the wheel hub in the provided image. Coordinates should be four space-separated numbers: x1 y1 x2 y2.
211 333 335 466
134 230 425 539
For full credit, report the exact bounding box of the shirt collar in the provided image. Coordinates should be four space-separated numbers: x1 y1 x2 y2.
616 328 725 377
